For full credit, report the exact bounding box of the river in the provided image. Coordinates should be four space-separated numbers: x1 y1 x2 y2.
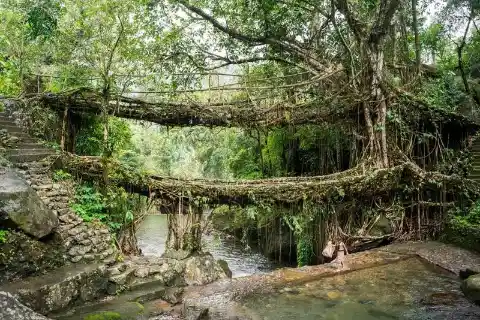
137 215 285 278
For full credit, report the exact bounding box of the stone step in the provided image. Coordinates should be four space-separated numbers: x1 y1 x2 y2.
128 278 166 294
7 152 54 163
0 263 107 315
2 131 30 139
11 136 38 143
0 120 17 126
0 124 25 133
50 282 170 320
6 148 53 156
16 142 46 149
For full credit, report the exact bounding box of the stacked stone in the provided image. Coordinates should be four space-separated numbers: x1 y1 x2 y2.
18 161 117 264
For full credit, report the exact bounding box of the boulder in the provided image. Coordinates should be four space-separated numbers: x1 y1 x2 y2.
160 259 186 286
0 231 65 284
461 274 480 305
0 291 51 320
0 169 58 238
4 264 108 314
184 253 230 286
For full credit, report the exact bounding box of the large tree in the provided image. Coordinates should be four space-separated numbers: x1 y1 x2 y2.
172 0 403 168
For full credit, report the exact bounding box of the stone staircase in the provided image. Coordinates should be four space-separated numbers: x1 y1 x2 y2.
0 111 55 164
470 137 480 182
0 111 117 265
0 111 228 319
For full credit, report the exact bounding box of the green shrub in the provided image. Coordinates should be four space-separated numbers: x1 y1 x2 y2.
71 183 148 234
71 184 107 223
442 219 480 252
443 202 480 252
0 230 8 243
52 169 72 181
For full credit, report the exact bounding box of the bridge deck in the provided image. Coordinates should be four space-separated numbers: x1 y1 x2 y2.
55 154 472 206
6 88 477 130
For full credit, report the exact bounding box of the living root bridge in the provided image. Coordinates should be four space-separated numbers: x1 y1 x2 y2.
26 89 337 128
53 153 479 206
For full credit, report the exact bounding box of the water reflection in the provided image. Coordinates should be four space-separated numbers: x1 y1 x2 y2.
136 215 284 278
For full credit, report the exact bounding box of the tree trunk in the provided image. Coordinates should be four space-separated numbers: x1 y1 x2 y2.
365 43 389 168
60 108 68 151
117 223 141 255
412 0 421 74
101 93 109 187
166 203 203 253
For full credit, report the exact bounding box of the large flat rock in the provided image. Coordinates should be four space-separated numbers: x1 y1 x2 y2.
0 168 58 238
0 291 51 320
0 263 107 314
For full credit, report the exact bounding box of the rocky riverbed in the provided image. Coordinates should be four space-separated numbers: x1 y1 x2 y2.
2 241 480 320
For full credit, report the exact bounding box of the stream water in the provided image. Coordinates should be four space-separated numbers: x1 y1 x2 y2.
241 257 480 319
137 215 284 277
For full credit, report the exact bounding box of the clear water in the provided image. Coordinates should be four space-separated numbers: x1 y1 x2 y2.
241 258 480 319
137 215 284 277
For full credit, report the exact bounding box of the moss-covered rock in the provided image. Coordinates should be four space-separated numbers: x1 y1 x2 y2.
184 253 230 285
81 302 144 320
217 259 232 278
461 274 480 305
83 311 122 320
0 231 65 284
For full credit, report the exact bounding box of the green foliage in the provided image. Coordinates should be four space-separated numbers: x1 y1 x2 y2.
25 0 60 40
76 116 132 157
71 184 107 223
443 215 480 253
296 236 314 267
53 169 72 181
71 182 148 233
452 200 480 226
418 74 467 112
0 230 9 243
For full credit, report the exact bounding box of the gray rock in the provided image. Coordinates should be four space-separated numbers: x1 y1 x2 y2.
108 263 127 276
163 249 192 260
184 253 229 286
159 259 186 286
0 291 51 320
5 264 108 314
68 245 92 256
0 169 58 238
109 268 136 285
461 274 480 305
135 267 150 278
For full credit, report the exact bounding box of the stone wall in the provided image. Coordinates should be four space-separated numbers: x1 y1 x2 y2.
18 161 117 264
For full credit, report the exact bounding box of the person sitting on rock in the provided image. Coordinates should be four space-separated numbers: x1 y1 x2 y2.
322 240 348 268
